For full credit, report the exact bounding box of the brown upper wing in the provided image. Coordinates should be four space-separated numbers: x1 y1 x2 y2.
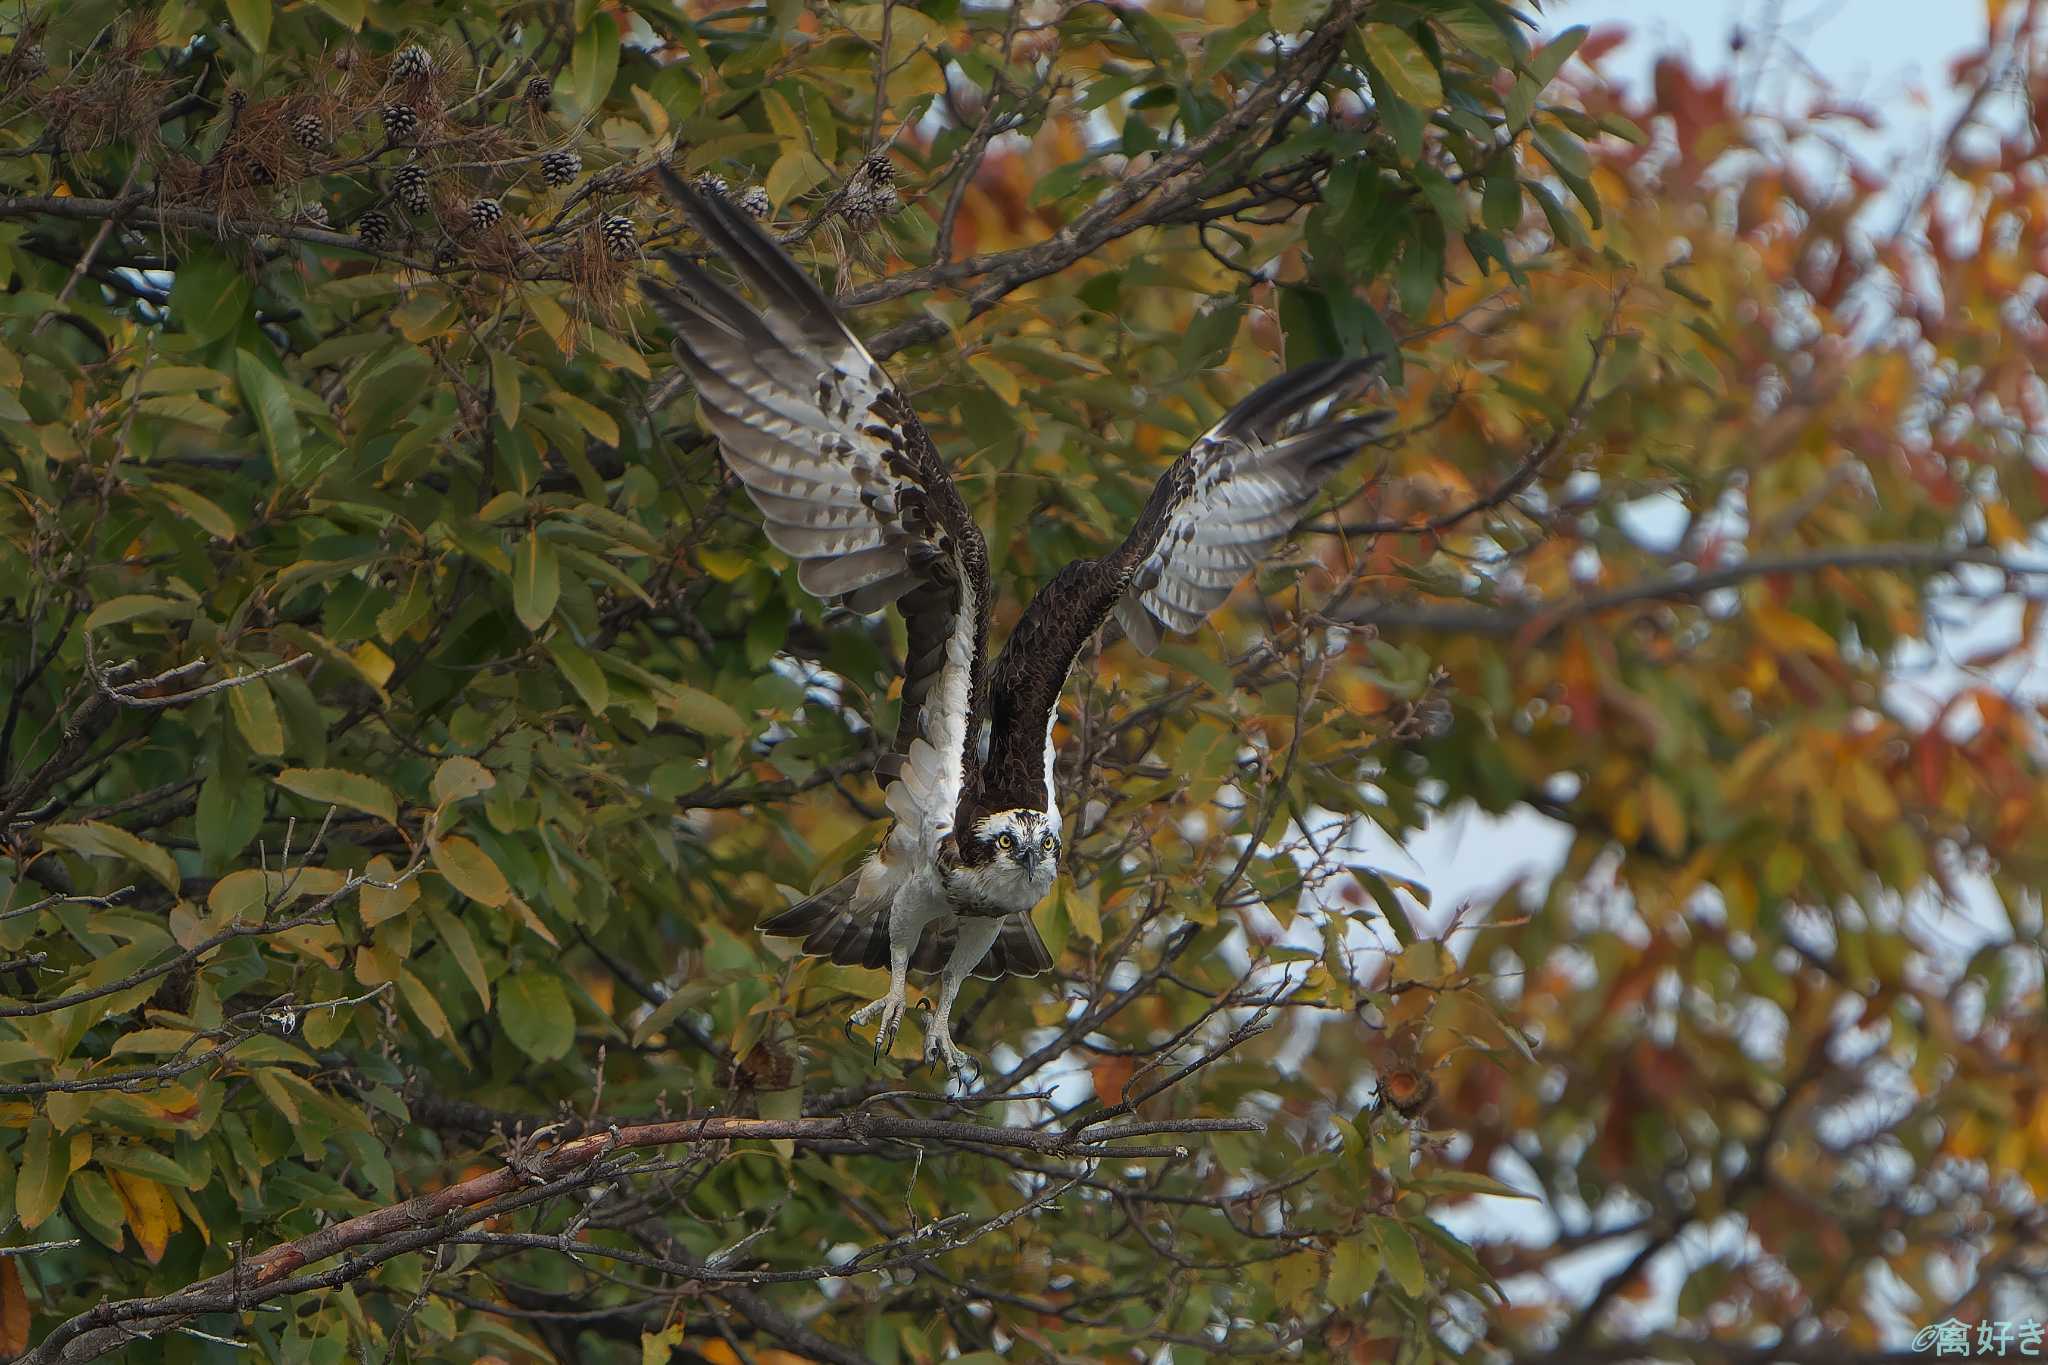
980 358 1391 812
643 171 991 841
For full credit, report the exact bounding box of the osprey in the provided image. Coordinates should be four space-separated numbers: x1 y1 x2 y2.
645 170 1390 1080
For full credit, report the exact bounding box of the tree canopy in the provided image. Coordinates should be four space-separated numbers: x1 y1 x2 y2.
0 1 2043 1362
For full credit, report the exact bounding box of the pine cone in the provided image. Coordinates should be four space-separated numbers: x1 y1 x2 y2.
600 215 637 261
540 150 581 187
381 102 418 140
736 185 771 219
693 172 730 200
391 44 433 81
290 111 325 151
391 163 429 214
356 210 392 246
841 183 900 229
840 154 901 229
524 75 552 109
435 240 459 267
12 44 44 78
467 197 503 229
297 202 331 227
226 87 248 115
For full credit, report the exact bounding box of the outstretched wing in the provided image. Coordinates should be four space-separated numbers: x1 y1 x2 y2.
980 357 1390 810
643 170 990 848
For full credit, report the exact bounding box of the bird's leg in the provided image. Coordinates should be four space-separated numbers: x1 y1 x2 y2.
847 896 935 1062
924 917 1003 1087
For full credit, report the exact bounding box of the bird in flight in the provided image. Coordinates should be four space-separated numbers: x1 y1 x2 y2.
644 169 1389 1081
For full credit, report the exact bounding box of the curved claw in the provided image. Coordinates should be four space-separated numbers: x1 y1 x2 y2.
846 993 907 1066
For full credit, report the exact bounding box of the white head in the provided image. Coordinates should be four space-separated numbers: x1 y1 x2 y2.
951 808 1059 912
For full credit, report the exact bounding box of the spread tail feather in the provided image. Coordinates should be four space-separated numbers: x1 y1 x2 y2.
758 872 890 970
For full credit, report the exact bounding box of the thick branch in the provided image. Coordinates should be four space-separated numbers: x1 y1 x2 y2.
25 1110 1256 1364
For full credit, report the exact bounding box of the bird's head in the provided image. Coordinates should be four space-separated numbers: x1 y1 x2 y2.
952 809 1060 909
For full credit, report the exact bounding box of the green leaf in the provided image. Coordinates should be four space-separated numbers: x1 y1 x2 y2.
197 771 264 868
228 678 285 756
669 683 747 737
629 981 719 1047
1362 25 1442 109
82 594 194 633
154 483 238 539
274 767 399 824
433 835 511 907
1406 1169 1536 1200
237 351 306 484
226 0 273 52
41 821 181 893
569 14 621 112
428 904 492 1009
15 1119 66 1230
1330 1234 1381 1303
512 533 561 632
500 970 576 1062
1370 1215 1428 1297
1527 181 1589 249
168 253 251 344
491 349 522 429
546 641 610 714
1528 24 1587 89
547 390 619 447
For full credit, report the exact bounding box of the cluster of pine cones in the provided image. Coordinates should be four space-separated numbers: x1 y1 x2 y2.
166 34 910 273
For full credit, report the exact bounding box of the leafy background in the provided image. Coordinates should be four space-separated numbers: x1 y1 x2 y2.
0 0 2043 1361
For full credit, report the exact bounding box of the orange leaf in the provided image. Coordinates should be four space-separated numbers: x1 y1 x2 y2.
0 1260 26 1355
1091 1055 1134 1106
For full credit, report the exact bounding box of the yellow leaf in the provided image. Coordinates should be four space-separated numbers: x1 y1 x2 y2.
630 83 670 136
432 756 496 807
507 895 560 948
110 1171 177 1264
433 835 511 907
968 355 1021 406
349 641 396 688
1642 777 1687 858
1060 880 1102 942
359 855 419 927
399 967 454 1039
697 548 750 582
1753 604 1836 657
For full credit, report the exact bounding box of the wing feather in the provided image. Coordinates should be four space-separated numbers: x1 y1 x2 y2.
980 357 1390 810
644 170 991 845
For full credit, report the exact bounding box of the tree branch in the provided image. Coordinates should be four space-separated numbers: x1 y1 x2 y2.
1338 543 2046 641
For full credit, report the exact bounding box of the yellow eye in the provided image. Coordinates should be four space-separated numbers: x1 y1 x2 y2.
1041 835 1056 852
996 833 1013 850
